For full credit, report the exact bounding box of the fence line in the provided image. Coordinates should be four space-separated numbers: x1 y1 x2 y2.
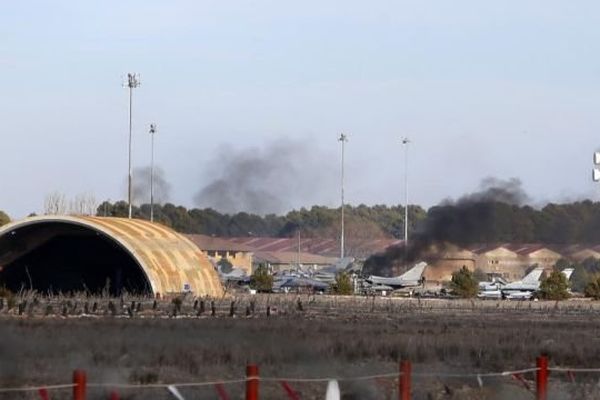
549 367 600 373
260 371 402 383
411 367 540 378
0 384 75 393
87 379 248 389
0 369 531 392
8 356 600 400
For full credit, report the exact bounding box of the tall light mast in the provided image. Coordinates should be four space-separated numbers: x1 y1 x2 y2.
125 73 140 219
402 137 410 256
339 133 348 259
149 123 157 223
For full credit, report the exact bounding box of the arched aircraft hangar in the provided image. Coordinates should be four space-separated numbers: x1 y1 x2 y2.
0 216 224 297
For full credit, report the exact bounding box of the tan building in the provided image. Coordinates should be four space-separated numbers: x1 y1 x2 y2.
421 244 476 283
186 234 254 275
471 244 524 280
508 244 562 274
561 245 600 262
253 251 338 273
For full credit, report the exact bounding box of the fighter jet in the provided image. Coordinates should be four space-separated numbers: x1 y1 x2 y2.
477 276 508 300
501 267 574 300
365 262 427 289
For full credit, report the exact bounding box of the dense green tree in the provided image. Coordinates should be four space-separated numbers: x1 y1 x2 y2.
584 275 600 300
0 211 10 227
250 265 273 292
88 199 600 246
563 258 600 293
539 270 571 300
330 272 354 295
450 266 478 298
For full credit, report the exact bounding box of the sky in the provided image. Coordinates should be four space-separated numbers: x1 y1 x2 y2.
2 1 600 218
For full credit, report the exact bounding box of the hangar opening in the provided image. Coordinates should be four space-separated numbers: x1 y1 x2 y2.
0 222 152 295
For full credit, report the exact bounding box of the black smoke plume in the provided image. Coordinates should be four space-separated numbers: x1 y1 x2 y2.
364 178 530 275
194 138 337 215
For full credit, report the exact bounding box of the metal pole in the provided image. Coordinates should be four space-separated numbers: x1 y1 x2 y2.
128 84 133 219
149 124 156 223
297 230 301 270
125 73 140 219
402 138 410 264
339 133 348 259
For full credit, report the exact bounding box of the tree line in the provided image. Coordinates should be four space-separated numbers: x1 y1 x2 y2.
95 201 426 239
4 198 600 243
93 199 600 243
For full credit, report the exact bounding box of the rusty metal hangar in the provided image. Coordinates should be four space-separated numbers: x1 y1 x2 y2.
0 216 223 297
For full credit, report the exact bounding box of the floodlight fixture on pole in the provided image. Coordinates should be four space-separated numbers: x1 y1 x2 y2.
402 137 410 254
149 123 157 223
338 133 348 259
594 152 600 182
125 73 141 219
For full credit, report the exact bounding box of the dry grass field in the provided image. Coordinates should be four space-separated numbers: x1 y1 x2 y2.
2 294 600 399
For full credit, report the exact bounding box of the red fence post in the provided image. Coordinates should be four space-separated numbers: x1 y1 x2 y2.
109 391 119 400
399 360 411 400
246 364 259 400
73 370 87 400
38 388 50 400
536 355 548 400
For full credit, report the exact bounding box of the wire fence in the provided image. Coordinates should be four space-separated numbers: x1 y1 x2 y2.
0 356 580 400
5 357 600 400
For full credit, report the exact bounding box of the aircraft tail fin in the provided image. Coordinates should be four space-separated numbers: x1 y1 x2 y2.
398 262 427 281
562 268 575 281
522 267 545 285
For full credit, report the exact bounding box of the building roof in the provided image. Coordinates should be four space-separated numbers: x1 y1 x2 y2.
550 244 600 260
468 243 569 258
506 244 561 257
468 243 515 255
185 234 254 253
0 216 224 297
229 237 401 258
254 251 338 266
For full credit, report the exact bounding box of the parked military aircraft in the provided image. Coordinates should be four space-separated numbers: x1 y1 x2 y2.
476 276 509 300
479 267 575 300
365 262 427 289
272 272 329 293
310 257 356 284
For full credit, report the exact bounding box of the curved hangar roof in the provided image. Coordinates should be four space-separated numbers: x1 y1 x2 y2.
0 215 224 297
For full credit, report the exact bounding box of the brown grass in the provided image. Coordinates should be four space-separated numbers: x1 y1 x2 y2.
1 294 600 399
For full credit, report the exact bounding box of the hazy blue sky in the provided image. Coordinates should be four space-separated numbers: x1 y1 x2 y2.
2 1 600 217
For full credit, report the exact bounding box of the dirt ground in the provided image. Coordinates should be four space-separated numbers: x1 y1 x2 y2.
1 294 600 399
